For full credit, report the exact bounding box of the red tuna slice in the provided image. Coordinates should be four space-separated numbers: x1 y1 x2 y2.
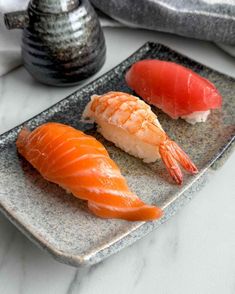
125 60 222 119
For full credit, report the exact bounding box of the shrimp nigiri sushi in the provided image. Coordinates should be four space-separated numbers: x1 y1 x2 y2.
16 122 162 221
82 91 198 184
125 60 222 124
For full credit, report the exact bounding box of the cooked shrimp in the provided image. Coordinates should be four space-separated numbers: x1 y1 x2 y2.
83 91 198 184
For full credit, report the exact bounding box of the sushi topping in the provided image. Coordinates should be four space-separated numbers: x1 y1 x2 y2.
16 122 162 221
125 59 222 123
83 91 198 184
159 138 198 185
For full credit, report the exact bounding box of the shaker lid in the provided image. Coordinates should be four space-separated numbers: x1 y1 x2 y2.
30 0 80 14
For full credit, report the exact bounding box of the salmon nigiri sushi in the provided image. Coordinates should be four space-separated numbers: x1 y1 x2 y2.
83 92 198 185
125 60 222 124
16 122 162 221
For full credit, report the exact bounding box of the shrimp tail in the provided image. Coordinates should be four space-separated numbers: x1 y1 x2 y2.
159 138 198 185
169 140 198 174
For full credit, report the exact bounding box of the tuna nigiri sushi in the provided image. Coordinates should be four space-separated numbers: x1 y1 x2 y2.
82 91 198 185
16 122 162 221
125 60 222 124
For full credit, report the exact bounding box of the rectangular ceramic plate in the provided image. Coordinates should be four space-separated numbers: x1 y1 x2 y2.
0 43 234 267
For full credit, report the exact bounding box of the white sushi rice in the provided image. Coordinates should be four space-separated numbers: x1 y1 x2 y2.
181 110 210 124
97 121 160 163
83 99 161 163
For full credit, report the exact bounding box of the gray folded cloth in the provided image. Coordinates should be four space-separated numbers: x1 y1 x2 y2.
91 0 235 45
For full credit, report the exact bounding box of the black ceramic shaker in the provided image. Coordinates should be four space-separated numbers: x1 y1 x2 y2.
4 0 106 86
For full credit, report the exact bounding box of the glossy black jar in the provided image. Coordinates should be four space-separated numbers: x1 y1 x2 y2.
4 0 106 86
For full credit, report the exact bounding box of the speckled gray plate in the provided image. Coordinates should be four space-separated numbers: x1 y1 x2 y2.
0 43 234 267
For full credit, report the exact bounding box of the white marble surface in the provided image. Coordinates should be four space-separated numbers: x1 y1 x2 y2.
0 28 235 294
